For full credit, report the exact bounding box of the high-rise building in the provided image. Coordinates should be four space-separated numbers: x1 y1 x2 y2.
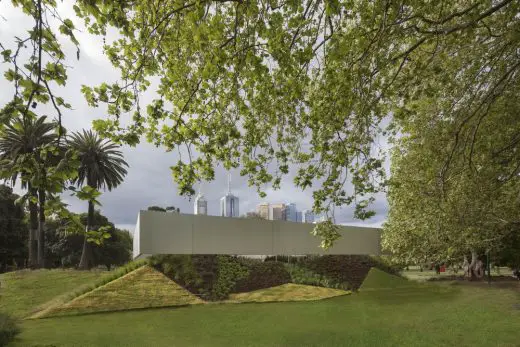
296 211 302 223
220 174 239 218
269 203 286 221
285 203 298 222
256 203 270 220
194 192 208 215
302 209 315 223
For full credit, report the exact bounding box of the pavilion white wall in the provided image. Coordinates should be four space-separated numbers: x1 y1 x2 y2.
133 210 381 259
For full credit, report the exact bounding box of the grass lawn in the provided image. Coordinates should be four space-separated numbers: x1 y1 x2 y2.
6 276 519 346
0 269 104 318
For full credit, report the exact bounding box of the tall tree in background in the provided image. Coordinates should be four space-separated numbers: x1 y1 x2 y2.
0 184 27 272
1 0 519 247
45 210 132 269
0 116 58 267
384 83 520 277
69 130 128 269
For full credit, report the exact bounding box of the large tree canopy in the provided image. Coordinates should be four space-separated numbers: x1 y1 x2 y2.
76 0 520 216
383 83 520 266
2 0 520 245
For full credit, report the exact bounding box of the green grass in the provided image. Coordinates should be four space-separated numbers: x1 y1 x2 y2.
0 269 104 318
10 282 520 347
33 265 203 318
4 267 520 346
227 283 350 303
360 267 416 290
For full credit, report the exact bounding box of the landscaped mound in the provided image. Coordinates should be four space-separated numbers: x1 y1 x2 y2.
33 265 203 318
359 268 414 291
227 283 350 303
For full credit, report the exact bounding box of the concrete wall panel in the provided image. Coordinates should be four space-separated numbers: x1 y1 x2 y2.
193 215 273 254
134 211 381 258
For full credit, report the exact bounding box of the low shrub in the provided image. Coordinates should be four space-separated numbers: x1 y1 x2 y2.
264 255 302 263
211 256 249 300
285 264 351 290
0 312 20 347
150 255 205 297
152 255 292 298
234 260 291 292
299 255 403 290
151 255 251 300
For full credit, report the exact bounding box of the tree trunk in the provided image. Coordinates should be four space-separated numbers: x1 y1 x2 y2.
78 200 94 270
464 250 485 280
37 187 46 268
28 186 39 268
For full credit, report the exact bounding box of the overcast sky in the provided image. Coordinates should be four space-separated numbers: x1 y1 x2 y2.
0 2 389 233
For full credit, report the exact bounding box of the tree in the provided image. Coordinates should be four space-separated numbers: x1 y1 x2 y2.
68 130 128 269
46 210 132 269
148 206 180 213
0 185 27 271
0 116 58 267
383 87 520 278
165 206 180 213
147 206 166 212
2 1 520 247
242 212 264 220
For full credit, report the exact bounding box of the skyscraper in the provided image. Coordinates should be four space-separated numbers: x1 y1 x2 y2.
194 191 208 215
285 203 297 222
269 203 286 220
296 211 302 223
302 209 314 223
256 203 270 220
220 174 239 217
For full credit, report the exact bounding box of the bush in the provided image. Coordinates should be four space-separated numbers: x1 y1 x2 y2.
233 259 291 292
151 255 250 300
299 255 402 290
0 312 20 347
264 255 301 263
150 255 205 297
211 256 249 300
285 264 351 290
152 255 292 299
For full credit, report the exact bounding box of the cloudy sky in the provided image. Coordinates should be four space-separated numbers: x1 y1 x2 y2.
0 2 389 233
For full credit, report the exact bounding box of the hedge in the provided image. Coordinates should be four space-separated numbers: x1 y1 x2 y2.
151 255 292 300
298 255 402 290
233 259 291 293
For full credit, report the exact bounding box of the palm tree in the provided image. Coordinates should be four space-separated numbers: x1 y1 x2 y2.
68 130 128 269
0 116 58 268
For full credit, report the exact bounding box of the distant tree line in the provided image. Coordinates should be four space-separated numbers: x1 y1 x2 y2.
0 184 131 272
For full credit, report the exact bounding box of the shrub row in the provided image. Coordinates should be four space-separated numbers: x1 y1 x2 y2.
297 255 402 290
0 312 20 347
284 264 350 290
150 255 291 300
233 259 291 293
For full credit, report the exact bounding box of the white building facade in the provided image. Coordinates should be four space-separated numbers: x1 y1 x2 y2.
194 192 208 215
220 193 239 217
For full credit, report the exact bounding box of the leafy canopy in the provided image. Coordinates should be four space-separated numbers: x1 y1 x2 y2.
74 0 519 223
